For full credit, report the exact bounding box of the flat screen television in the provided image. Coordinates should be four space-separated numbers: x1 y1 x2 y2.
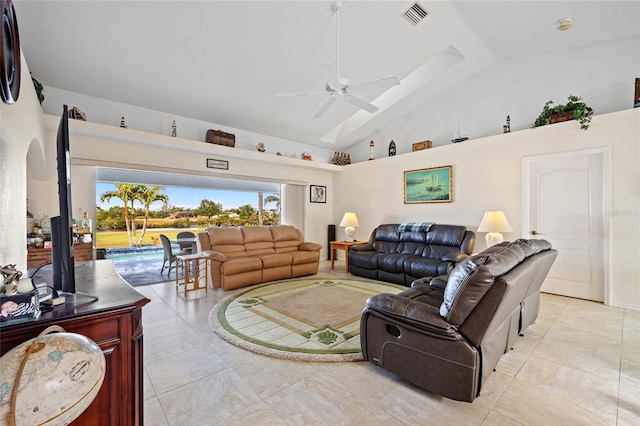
51 104 75 293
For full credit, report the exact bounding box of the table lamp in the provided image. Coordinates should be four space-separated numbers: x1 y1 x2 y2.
339 212 360 242
478 210 513 247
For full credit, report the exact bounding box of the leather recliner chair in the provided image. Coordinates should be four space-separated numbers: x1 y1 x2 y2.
360 239 557 402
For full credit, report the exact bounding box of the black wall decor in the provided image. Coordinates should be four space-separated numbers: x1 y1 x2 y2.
1 0 20 104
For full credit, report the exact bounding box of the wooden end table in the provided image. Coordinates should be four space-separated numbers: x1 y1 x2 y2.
330 240 367 272
175 253 209 296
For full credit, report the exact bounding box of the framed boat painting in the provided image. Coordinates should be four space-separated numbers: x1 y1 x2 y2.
404 165 453 204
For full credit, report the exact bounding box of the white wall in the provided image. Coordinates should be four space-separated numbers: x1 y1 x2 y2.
40 87 335 163
27 117 338 259
347 37 640 162
334 109 640 310
0 53 46 272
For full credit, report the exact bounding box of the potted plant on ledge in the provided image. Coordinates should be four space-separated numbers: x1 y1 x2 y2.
532 95 594 130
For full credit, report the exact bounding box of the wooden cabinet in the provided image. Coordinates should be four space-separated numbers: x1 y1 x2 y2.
27 242 94 268
0 261 150 425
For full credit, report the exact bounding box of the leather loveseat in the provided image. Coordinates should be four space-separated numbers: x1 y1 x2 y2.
348 223 475 286
198 225 322 290
360 239 557 402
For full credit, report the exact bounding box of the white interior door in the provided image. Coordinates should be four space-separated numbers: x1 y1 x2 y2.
524 150 608 302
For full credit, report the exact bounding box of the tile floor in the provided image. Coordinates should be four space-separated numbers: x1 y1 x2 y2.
136 261 639 425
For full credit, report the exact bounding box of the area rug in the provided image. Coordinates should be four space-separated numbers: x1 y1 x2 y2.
209 278 405 362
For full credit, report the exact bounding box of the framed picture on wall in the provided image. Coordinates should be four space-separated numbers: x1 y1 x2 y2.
404 165 453 204
310 185 326 203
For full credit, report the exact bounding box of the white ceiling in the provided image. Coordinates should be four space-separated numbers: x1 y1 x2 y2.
14 1 640 150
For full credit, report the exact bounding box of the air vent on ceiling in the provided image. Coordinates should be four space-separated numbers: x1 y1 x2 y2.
403 2 429 26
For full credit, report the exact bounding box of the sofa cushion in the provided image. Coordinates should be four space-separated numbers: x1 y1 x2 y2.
220 257 263 275
243 227 276 256
404 256 446 278
380 253 412 273
207 227 246 258
369 224 402 253
372 240 402 253
271 225 300 242
426 225 467 246
399 241 429 256
258 253 292 268
440 244 525 326
514 238 552 257
349 250 382 269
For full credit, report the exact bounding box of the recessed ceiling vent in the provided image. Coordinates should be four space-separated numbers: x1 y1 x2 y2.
403 3 429 26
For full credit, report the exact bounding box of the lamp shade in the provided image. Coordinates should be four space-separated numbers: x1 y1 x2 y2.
478 211 513 247
339 212 359 242
477 211 513 233
339 212 360 228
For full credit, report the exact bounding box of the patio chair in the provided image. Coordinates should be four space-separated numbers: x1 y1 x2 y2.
160 234 188 276
176 231 196 254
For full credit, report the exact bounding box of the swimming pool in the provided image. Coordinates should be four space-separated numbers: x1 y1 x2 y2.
106 247 163 262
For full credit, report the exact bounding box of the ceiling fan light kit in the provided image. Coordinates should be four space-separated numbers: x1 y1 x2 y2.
277 0 400 118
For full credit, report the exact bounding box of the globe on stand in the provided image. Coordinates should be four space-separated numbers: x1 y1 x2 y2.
0 325 106 425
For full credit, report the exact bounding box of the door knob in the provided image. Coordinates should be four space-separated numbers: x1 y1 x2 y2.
531 230 542 235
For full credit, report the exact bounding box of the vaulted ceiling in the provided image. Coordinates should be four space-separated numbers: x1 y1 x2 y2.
14 1 640 150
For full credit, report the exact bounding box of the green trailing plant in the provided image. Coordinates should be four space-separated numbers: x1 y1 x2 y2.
532 95 594 130
31 73 44 104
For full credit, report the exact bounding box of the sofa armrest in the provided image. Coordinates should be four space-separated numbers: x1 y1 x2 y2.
200 250 227 262
441 252 470 263
350 243 374 251
299 242 322 252
197 232 211 251
366 292 457 337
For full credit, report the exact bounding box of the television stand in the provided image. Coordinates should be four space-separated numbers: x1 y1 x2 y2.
59 291 99 305
1 261 150 425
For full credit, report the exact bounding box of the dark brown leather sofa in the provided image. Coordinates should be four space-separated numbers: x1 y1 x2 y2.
348 223 475 286
360 239 557 402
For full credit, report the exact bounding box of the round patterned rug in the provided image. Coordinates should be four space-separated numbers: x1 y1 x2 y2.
209 278 405 362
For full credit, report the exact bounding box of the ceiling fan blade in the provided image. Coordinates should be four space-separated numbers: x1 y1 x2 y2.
313 94 338 119
346 76 400 94
276 91 330 97
343 94 379 113
319 63 340 91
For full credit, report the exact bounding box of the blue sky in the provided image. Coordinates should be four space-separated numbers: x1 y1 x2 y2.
96 183 275 211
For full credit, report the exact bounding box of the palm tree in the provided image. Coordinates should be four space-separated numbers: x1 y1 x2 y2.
264 194 280 211
136 185 168 245
100 184 141 247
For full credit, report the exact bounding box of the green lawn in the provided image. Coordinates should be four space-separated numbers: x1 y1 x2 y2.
96 229 199 249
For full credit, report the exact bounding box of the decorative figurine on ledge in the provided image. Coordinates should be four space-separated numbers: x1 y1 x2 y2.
503 115 511 133
369 140 375 160
330 152 351 165
68 106 86 121
388 140 396 156
171 120 177 137
256 142 266 152
120 117 128 129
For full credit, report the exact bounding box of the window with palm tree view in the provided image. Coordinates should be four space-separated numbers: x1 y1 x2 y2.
95 182 280 285
97 183 280 249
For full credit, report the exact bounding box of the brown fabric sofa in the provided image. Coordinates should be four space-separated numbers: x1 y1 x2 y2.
197 225 322 290
360 239 557 402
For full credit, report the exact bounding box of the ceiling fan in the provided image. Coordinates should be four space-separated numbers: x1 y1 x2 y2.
277 1 400 119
